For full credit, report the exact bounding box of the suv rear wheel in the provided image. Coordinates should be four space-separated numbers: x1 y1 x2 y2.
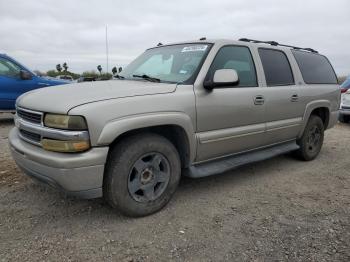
296 115 324 161
103 133 181 217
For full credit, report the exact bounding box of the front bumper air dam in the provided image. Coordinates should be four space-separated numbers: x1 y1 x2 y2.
8 128 109 199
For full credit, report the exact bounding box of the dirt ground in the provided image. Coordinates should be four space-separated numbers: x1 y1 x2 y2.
0 113 349 262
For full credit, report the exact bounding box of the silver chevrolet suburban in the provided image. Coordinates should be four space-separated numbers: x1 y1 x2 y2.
9 38 340 216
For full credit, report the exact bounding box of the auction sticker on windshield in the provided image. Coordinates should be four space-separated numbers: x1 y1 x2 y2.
181 45 208 52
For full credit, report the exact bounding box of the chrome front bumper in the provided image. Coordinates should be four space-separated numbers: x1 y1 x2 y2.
9 128 109 199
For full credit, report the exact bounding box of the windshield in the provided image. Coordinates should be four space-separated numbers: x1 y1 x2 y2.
119 43 212 84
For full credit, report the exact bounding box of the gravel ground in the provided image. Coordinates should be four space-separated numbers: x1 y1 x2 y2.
0 113 349 262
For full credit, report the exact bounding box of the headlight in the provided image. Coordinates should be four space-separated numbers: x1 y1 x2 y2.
42 139 90 153
44 114 87 130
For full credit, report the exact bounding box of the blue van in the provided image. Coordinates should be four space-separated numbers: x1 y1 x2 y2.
0 54 68 112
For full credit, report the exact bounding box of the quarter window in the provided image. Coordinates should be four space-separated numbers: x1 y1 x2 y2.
292 50 338 84
207 46 257 87
258 49 294 86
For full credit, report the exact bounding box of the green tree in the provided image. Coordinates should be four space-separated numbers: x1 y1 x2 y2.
82 71 99 78
97 65 102 75
112 66 117 75
56 64 62 72
63 62 68 73
99 73 112 80
338 76 347 84
47 70 58 77
47 69 80 80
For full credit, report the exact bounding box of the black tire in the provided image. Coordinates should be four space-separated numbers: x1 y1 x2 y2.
296 115 324 161
103 133 181 217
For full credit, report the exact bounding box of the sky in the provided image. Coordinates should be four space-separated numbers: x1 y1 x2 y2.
0 0 349 76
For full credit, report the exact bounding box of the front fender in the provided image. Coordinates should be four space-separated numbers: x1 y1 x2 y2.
97 112 197 162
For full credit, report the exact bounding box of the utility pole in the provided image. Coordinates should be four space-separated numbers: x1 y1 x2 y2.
105 25 109 74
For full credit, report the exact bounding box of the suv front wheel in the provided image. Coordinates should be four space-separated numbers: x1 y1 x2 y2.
103 133 181 217
296 115 324 161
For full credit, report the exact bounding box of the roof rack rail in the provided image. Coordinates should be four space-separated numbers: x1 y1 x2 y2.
238 38 318 53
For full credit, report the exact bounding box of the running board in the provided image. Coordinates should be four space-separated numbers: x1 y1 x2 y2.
185 141 299 178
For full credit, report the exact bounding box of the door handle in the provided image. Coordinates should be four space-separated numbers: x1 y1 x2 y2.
291 94 299 102
254 95 265 105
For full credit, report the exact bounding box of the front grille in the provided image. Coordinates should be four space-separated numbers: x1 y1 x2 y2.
19 129 41 143
17 108 42 124
341 106 350 110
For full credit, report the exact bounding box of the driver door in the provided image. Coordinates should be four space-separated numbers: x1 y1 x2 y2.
195 45 267 162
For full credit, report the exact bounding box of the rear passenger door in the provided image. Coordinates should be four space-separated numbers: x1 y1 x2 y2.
258 48 305 144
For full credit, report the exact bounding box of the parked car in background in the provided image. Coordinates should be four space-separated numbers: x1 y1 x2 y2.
339 89 350 123
0 54 68 112
9 39 340 217
340 76 350 94
56 75 74 81
96 76 112 81
77 76 96 82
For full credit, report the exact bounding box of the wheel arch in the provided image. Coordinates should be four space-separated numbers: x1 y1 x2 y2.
97 112 196 167
298 100 331 138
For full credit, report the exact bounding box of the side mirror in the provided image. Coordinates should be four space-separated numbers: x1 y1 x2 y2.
20 70 32 80
204 69 239 90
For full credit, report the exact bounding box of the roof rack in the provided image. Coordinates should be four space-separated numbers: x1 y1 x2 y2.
238 38 318 53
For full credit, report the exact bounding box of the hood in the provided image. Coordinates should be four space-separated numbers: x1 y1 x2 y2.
17 80 177 114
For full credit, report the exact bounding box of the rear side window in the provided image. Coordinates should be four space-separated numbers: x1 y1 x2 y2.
208 46 257 87
292 51 338 84
258 49 294 86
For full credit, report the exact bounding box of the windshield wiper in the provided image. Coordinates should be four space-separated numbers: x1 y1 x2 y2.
132 74 160 82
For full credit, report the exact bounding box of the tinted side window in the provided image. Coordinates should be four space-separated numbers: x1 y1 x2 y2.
208 46 257 87
258 49 294 86
292 51 338 84
259 48 294 86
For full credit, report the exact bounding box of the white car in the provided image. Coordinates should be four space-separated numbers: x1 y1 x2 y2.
56 75 73 81
339 90 350 123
